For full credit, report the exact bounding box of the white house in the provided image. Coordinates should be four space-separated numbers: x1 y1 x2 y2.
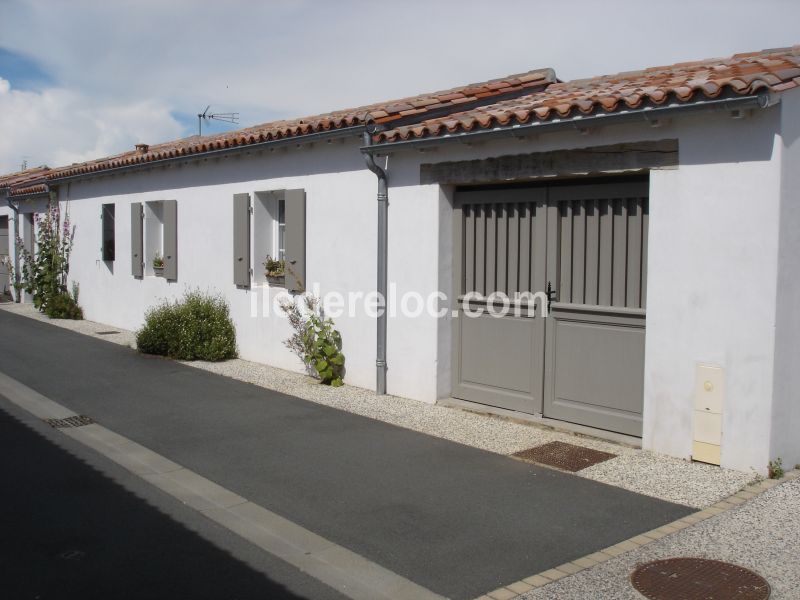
2 46 799 476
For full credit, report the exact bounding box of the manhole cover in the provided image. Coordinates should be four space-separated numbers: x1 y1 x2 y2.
631 557 770 600
513 440 616 472
45 415 95 429
96 330 121 335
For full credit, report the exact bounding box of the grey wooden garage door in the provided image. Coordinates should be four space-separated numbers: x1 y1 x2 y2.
0 216 9 296
452 178 648 436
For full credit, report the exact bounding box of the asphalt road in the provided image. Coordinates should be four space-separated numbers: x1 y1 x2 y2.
0 310 692 599
0 397 346 600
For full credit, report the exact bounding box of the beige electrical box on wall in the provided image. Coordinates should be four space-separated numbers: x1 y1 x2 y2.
692 364 724 465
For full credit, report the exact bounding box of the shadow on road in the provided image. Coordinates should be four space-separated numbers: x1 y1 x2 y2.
0 407 318 600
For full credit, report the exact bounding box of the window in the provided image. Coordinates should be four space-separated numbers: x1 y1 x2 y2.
144 201 164 275
141 200 177 279
251 191 285 285
102 203 115 261
240 190 304 290
277 198 286 261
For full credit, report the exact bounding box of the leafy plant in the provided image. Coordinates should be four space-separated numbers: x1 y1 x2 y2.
768 457 784 480
16 198 79 314
2 256 15 299
136 290 237 361
263 255 285 278
281 295 345 386
45 291 83 319
152 252 164 269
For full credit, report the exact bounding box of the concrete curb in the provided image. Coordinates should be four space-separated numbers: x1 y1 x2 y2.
475 468 800 600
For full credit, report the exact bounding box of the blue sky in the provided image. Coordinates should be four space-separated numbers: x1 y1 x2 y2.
0 47 55 90
1 0 799 174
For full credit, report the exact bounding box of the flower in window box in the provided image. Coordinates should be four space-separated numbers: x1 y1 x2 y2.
263 255 285 285
153 252 165 275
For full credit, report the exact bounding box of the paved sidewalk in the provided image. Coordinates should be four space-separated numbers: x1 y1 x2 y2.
0 309 691 600
0 302 756 508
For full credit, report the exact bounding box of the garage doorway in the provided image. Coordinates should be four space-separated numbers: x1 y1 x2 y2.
452 177 648 436
0 216 9 297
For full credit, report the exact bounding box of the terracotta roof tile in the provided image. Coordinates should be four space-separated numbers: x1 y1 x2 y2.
377 46 800 142
9 183 49 197
0 166 50 190
1 68 553 188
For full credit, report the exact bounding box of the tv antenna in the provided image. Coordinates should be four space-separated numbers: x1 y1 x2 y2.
197 105 239 136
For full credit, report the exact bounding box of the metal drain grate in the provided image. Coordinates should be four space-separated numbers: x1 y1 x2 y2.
45 415 95 429
95 330 121 335
631 558 770 600
513 441 616 472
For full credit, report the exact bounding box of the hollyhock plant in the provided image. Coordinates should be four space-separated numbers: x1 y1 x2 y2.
16 198 80 317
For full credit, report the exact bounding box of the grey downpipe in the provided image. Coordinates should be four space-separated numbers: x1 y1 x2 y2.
362 130 388 395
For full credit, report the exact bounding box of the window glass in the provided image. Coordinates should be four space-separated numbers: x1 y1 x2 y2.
277 198 286 261
102 203 115 261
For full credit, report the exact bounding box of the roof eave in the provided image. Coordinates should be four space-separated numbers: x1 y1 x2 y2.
364 92 777 154
45 125 368 186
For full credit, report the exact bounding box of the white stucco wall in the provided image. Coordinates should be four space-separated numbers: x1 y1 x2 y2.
644 114 781 474
771 89 800 469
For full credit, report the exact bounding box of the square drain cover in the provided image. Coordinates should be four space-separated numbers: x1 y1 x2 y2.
45 415 95 429
513 441 616 472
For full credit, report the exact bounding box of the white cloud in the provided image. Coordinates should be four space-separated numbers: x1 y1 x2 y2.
0 77 182 173
1 0 799 174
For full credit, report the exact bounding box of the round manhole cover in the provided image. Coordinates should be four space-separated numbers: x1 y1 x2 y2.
631 557 770 600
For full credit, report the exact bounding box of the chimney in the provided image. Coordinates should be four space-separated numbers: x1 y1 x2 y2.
135 143 149 154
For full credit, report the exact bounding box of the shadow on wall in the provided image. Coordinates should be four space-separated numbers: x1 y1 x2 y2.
0 406 320 600
66 138 368 201
384 106 782 189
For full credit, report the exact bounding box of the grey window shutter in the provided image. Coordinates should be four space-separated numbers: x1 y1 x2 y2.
131 203 143 277
22 214 34 254
284 189 306 292
163 199 178 280
233 193 251 287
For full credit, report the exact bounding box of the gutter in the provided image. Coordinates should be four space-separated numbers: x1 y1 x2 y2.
46 125 367 185
362 130 389 395
361 93 777 153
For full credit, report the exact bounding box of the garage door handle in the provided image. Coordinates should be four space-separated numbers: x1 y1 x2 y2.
546 281 557 313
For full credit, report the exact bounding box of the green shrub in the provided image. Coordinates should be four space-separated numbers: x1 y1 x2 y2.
136 290 237 361
768 457 784 480
44 291 83 320
281 295 345 387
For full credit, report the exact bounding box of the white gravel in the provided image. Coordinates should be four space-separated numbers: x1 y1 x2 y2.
519 475 800 600
1 302 758 508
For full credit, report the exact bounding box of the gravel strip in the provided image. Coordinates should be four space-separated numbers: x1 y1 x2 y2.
0 302 757 508
0 302 136 347
519 476 800 600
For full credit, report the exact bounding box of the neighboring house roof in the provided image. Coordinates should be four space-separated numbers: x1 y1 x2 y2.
376 46 800 142
11 69 554 185
8 184 49 198
0 166 51 192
